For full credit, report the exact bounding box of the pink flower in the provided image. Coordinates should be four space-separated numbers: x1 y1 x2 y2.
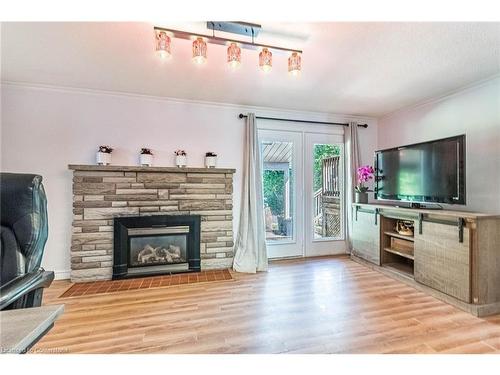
356 165 375 184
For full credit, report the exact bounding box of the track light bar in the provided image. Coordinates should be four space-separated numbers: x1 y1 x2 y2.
153 26 302 55
207 21 261 38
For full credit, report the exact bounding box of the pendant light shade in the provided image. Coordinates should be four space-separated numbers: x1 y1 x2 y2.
155 30 171 59
227 43 241 69
192 37 207 64
259 48 272 72
288 52 301 75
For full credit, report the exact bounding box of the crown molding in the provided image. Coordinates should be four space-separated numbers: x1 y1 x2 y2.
379 73 500 120
0 80 377 124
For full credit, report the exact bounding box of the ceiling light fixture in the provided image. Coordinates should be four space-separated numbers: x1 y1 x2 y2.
155 30 171 59
259 48 272 73
153 22 302 74
192 37 207 64
227 42 241 69
288 52 301 76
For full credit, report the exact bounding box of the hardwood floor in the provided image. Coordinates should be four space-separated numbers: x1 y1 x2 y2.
34 256 500 354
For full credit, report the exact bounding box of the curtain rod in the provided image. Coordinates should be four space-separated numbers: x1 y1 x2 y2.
238 113 368 128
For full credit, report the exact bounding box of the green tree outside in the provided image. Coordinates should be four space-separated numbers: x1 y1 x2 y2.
263 170 285 216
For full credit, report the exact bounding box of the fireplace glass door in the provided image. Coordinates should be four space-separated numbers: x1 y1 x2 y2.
113 215 200 279
127 226 190 274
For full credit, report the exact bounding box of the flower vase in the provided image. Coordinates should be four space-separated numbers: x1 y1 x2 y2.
96 152 111 166
205 156 217 168
355 192 368 204
176 155 187 168
140 154 153 167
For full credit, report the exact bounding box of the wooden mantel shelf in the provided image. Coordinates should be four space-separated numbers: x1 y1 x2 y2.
68 164 236 174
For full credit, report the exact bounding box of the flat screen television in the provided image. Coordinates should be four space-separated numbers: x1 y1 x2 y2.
374 135 466 205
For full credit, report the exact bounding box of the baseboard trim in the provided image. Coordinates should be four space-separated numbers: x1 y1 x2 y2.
54 270 71 280
269 253 349 265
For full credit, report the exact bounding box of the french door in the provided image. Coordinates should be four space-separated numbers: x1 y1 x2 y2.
304 133 345 256
259 125 345 259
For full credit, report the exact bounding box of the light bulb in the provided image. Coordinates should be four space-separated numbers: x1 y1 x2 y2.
261 64 272 73
193 55 206 64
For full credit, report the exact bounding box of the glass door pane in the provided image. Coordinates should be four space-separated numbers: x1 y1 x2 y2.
312 143 343 240
259 129 303 259
262 141 294 243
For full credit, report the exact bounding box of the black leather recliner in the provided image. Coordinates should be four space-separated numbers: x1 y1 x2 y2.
0 173 54 310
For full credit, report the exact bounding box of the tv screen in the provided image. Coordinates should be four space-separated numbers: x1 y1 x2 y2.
375 135 466 205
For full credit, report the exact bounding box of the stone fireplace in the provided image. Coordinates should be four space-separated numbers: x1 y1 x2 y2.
113 214 201 279
69 165 235 282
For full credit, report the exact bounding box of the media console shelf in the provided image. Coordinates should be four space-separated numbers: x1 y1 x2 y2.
351 203 500 316
381 216 415 278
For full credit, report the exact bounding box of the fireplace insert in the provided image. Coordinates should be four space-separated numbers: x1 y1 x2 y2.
113 215 200 279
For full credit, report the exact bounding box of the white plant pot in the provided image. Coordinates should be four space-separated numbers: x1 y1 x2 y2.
96 152 111 165
175 155 187 168
355 192 369 204
140 154 153 167
205 156 217 168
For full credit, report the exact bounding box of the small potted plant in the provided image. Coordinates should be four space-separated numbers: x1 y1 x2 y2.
174 150 187 168
96 145 113 165
355 165 375 204
205 152 218 168
139 148 154 167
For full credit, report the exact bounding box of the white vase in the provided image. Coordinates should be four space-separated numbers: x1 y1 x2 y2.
205 156 217 168
96 152 111 165
140 154 153 167
175 155 187 168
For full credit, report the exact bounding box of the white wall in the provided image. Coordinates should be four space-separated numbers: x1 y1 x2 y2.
1 83 377 278
378 76 500 214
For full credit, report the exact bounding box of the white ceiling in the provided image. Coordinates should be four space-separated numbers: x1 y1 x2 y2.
1 22 499 117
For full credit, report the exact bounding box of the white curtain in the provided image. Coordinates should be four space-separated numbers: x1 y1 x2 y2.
344 121 361 251
233 113 268 273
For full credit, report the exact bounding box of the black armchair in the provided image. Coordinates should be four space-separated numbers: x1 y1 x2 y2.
0 173 54 310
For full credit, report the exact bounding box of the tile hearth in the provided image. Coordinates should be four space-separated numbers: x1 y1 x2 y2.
60 269 233 298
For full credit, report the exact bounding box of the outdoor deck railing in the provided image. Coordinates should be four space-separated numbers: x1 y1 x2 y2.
313 188 322 219
322 155 341 197
313 155 342 237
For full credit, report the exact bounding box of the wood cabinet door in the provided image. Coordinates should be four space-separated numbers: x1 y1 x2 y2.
414 221 471 302
351 209 380 265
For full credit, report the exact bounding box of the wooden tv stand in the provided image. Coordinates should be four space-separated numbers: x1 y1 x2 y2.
350 203 500 316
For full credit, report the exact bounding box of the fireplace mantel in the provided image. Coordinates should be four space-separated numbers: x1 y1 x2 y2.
68 164 236 174
69 164 236 282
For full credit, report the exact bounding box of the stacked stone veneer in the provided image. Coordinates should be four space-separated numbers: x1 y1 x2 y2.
69 165 236 282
